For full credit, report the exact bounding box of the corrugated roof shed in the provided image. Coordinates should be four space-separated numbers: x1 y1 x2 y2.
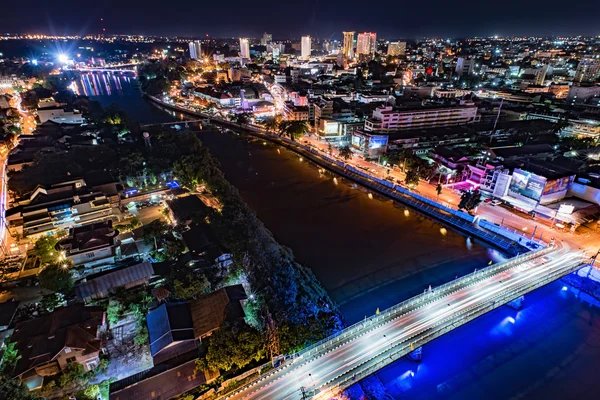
75 262 154 301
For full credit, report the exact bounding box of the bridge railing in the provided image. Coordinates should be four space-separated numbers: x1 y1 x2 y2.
298 244 555 360
316 255 588 398
217 247 558 399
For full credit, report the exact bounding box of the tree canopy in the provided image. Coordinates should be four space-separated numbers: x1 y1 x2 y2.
38 261 74 294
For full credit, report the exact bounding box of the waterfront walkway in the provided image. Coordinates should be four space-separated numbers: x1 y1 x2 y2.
145 95 540 255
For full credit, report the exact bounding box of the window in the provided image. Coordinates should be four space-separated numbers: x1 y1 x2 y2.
66 357 76 363
86 360 98 370
64 347 71 353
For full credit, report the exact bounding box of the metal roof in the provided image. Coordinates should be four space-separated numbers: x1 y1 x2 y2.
75 262 154 300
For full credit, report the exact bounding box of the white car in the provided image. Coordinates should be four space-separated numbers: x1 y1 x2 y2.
491 199 502 206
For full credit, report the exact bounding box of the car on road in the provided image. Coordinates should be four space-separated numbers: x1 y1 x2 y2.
491 199 502 206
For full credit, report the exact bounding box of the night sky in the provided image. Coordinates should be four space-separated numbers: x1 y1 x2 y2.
2 0 599 39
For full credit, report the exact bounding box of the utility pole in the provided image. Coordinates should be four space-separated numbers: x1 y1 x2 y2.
489 97 504 145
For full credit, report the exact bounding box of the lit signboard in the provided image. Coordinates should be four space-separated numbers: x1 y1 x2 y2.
323 121 339 134
543 175 575 195
351 134 364 148
369 135 388 150
509 168 546 201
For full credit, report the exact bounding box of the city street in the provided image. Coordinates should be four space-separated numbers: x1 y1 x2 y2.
226 245 585 400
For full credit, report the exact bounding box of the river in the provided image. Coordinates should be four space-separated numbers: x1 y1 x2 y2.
83 72 600 399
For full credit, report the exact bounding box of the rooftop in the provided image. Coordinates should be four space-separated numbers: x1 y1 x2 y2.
147 303 195 357
190 284 247 338
11 304 104 378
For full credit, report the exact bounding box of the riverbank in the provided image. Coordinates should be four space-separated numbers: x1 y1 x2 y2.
145 94 533 256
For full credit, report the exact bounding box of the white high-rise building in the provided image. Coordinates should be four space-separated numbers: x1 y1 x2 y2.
239 38 250 59
301 36 312 60
188 41 202 60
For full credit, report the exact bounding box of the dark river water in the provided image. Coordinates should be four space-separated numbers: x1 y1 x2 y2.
86 73 600 399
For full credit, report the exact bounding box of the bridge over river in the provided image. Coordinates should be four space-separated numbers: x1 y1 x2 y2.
223 244 586 400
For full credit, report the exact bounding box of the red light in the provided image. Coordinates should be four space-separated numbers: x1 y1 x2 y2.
426 67 434 75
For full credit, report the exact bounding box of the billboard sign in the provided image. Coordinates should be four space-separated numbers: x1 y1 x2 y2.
543 175 575 195
351 134 364 149
509 168 546 201
369 135 388 150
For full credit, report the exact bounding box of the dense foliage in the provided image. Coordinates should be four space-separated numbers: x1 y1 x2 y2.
38 261 74 294
171 134 342 352
137 60 186 96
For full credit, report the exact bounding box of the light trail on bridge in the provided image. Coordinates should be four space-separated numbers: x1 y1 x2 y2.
224 245 586 400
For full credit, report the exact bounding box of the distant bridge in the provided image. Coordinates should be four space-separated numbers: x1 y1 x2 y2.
69 63 140 73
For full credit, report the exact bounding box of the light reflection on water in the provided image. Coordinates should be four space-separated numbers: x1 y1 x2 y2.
72 71 134 97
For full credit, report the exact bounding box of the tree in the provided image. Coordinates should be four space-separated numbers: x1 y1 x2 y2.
142 219 173 249
458 189 483 213
160 238 186 261
279 120 310 141
34 235 59 264
40 293 62 313
230 112 252 127
202 324 265 371
339 145 353 160
435 183 443 200
173 275 210 300
38 261 74 294
404 168 420 187
134 326 149 347
260 116 280 132
0 374 40 400
0 342 21 374
83 384 100 399
58 362 87 389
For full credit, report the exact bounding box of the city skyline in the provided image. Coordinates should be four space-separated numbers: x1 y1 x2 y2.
1 0 600 38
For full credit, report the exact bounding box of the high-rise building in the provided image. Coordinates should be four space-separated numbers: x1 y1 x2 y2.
342 31 355 60
356 32 377 57
387 41 406 56
261 33 272 46
455 57 475 76
239 38 250 59
301 36 312 60
575 56 600 83
188 41 202 60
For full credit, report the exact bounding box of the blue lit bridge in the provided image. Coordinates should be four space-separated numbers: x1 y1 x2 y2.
223 244 587 400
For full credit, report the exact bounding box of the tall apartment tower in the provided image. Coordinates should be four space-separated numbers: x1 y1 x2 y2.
575 56 600 83
301 36 312 59
455 57 475 76
239 38 250 59
261 33 272 46
342 31 355 60
188 41 202 60
356 32 377 57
